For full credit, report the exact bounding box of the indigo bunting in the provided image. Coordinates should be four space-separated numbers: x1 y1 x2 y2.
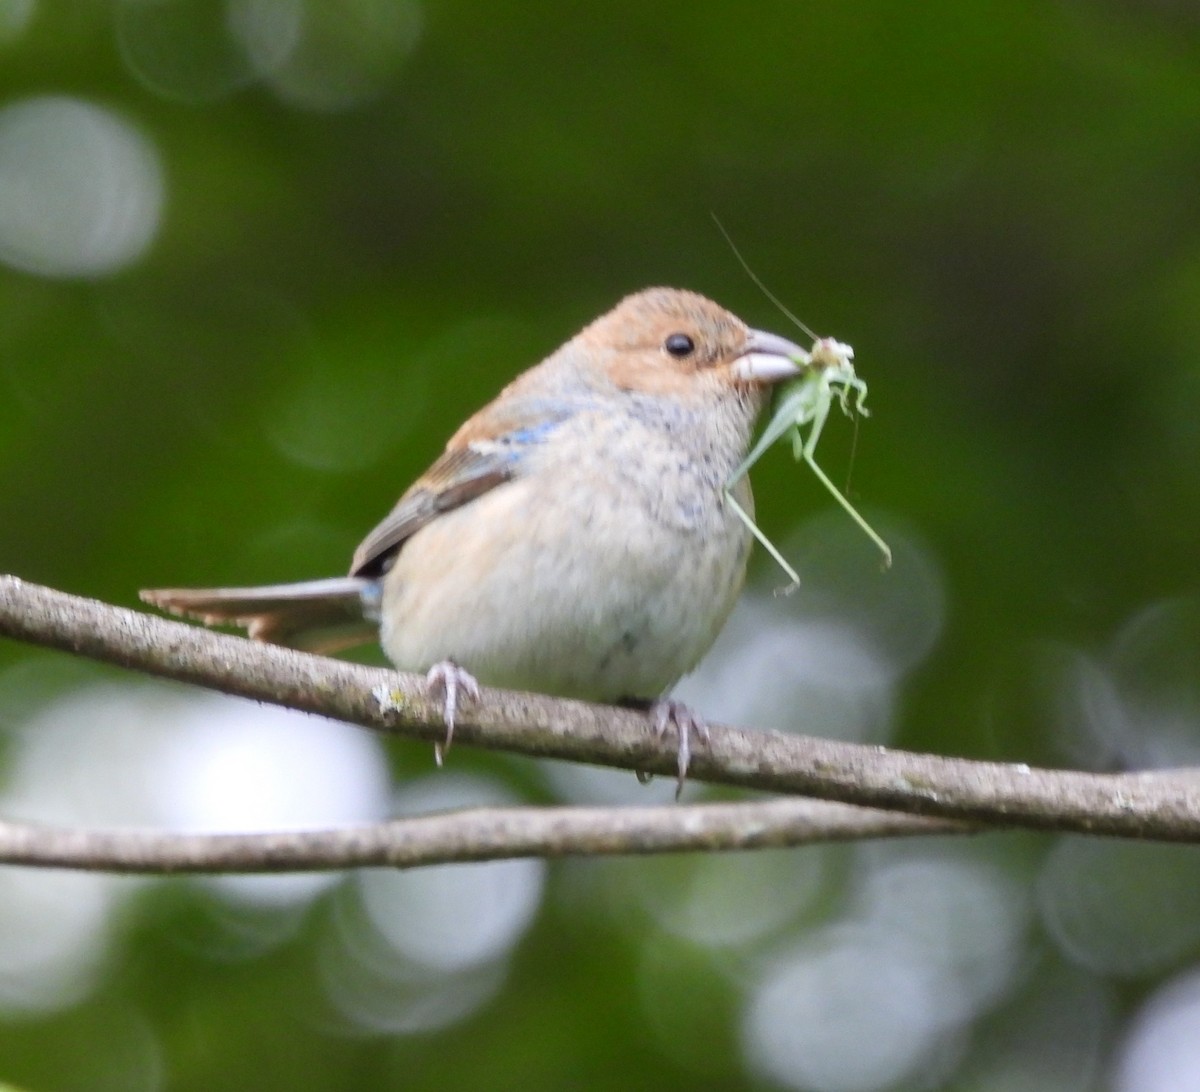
142 288 805 791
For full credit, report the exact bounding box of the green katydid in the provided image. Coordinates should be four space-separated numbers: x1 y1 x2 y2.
725 335 891 588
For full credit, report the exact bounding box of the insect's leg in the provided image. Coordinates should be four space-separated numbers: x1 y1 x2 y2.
799 392 892 567
723 488 801 588
799 389 833 460
850 377 870 416
800 446 893 568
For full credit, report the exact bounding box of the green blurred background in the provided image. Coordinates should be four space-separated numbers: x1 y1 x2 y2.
3 1 1200 1089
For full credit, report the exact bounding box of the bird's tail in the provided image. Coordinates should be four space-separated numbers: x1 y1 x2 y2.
140 577 379 654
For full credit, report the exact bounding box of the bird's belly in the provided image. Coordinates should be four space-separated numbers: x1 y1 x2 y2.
378 474 750 701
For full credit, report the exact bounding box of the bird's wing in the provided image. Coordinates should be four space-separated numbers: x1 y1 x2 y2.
349 397 584 577
349 447 512 576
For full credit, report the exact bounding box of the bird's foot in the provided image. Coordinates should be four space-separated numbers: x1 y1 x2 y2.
629 698 710 799
425 660 481 765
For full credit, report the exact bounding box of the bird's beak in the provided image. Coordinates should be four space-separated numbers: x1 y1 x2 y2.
731 328 807 385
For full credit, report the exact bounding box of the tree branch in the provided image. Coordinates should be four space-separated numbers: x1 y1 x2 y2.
2 574 1199 863
0 800 961 874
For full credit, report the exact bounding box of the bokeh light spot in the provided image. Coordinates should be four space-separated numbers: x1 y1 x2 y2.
355 775 544 973
0 96 164 278
0 868 118 1016
742 924 956 1092
266 348 428 473
633 848 830 949
0 0 35 44
1040 837 1200 977
229 0 421 112
319 775 544 1035
155 693 392 907
117 0 255 103
1115 966 1200 1092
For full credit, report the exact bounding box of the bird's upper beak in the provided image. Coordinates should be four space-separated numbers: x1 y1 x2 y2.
731 328 807 385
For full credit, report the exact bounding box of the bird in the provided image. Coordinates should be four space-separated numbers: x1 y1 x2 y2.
141 287 806 794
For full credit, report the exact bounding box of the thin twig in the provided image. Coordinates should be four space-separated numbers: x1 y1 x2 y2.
0 800 963 874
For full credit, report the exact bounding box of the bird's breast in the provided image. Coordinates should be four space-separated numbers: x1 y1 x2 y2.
378 407 754 701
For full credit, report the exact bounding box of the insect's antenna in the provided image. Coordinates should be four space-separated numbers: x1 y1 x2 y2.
711 213 818 343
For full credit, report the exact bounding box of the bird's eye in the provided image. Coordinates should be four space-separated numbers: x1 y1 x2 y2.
664 332 695 357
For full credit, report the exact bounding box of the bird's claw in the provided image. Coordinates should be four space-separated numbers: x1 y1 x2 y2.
425 660 481 765
649 699 710 799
